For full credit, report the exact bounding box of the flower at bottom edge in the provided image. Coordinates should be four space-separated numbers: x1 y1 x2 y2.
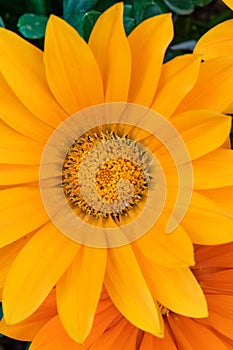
0 242 233 350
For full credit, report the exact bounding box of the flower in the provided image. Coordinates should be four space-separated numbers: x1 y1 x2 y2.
1 242 233 349
0 2 233 344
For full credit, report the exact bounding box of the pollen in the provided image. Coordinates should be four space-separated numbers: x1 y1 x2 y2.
62 128 150 222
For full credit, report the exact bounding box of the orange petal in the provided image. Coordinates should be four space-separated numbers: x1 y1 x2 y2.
199 186 233 215
128 14 173 106
0 289 57 341
170 110 232 160
3 222 79 324
30 316 82 350
140 323 177 350
222 0 233 9
0 187 48 247
198 294 233 340
30 297 120 350
0 28 66 127
0 121 44 165
181 191 233 244
0 73 53 142
0 164 39 185
105 245 163 337
133 211 194 267
168 314 230 350
194 243 233 269
57 246 107 343
44 15 104 114
175 56 233 113
197 269 233 295
141 261 208 317
90 318 138 350
0 234 33 288
192 149 233 189
151 54 201 118
195 20 233 60
89 3 131 102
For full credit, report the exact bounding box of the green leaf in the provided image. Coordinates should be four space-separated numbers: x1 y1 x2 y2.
124 16 136 35
64 11 85 36
124 4 133 17
63 0 98 19
0 16 5 27
163 0 195 15
63 0 99 37
194 0 213 6
17 14 48 39
133 0 169 24
82 10 101 41
25 0 58 15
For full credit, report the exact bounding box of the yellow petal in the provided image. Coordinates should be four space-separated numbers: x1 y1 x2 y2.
175 56 233 113
0 73 53 142
3 222 79 324
0 289 57 341
193 149 233 189
0 164 39 185
0 28 66 127
133 210 194 267
195 19 233 60
0 121 44 165
181 191 233 244
141 261 208 317
0 234 33 288
104 245 163 337
199 186 233 215
128 13 173 106
223 0 233 9
89 3 131 102
151 54 201 118
170 110 232 160
57 246 107 343
0 187 49 247
44 15 104 115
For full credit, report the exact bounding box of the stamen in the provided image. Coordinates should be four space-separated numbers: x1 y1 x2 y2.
157 301 170 316
62 129 151 222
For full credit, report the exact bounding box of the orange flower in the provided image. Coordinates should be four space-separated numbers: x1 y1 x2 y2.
1 242 232 349
1 2 233 344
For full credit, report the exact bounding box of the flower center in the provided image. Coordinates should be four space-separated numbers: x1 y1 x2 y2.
62 128 150 222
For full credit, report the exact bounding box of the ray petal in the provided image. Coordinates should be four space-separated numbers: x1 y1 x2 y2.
128 14 173 106
3 222 79 324
57 246 107 343
44 15 104 115
89 3 131 102
104 245 163 337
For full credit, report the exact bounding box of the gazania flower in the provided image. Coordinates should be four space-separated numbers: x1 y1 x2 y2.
0 2 233 344
1 242 233 349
